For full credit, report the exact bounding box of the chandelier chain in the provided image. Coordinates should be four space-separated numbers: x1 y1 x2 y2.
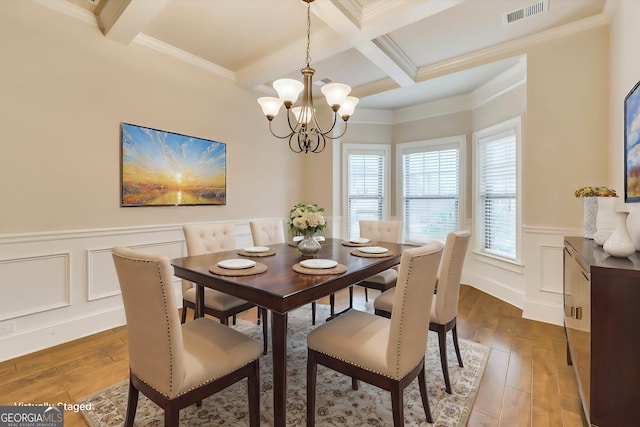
305 1 311 67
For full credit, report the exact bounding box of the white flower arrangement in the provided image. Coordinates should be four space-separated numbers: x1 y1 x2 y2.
288 203 326 236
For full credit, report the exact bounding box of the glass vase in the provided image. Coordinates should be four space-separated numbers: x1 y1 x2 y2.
583 197 597 239
298 231 321 258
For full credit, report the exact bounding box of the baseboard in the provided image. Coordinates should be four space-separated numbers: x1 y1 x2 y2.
463 276 525 310
522 299 564 326
0 307 126 362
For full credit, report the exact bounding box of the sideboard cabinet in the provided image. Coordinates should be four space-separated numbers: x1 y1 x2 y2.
563 237 640 427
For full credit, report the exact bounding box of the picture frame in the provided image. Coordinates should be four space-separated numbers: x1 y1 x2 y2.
624 80 640 203
120 123 226 207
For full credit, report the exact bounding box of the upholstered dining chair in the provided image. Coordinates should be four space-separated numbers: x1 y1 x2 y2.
340 220 403 310
307 241 443 427
249 219 318 324
374 230 471 394
182 223 269 354
112 246 261 427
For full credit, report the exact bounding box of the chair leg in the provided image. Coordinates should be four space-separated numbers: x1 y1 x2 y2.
364 287 368 302
180 306 187 324
125 379 139 427
232 314 237 325
311 301 316 325
261 308 269 355
418 361 434 423
164 403 180 427
350 286 355 308
257 307 261 325
390 382 404 427
221 316 229 326
307 350 317 427
452 323 463 367
438 329 452 394
248 360 260 427
329 293 335 316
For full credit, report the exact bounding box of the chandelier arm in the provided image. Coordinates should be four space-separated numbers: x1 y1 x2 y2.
268 120 295 140
289 133 304 153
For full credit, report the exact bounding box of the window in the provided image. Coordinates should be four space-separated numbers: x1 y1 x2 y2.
398 137 465 243
474 117 522 263
343 144 390 240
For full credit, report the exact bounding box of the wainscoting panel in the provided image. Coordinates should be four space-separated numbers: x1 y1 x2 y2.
0 252 70 321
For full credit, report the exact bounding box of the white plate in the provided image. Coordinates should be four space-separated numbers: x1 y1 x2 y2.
300 259 338 269
217 259 257 269
359 246 388 254
244 246 270 253
293 236 303 242
350 237 370 244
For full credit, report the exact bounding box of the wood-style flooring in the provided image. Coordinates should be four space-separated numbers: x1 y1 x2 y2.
0 285 586 426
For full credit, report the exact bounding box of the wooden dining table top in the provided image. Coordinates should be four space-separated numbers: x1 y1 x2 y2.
171 238 413 314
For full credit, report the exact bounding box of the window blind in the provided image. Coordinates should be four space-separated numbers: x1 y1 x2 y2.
478 133 516 259
347 152 384 239
402 147 459 243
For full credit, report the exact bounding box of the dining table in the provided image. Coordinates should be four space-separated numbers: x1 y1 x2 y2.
171 237 415 427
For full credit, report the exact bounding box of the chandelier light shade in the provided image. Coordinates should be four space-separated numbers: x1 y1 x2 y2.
257 0 358 153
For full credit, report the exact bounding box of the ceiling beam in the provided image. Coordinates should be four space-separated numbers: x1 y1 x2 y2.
97 0 169 44
235 0 464 90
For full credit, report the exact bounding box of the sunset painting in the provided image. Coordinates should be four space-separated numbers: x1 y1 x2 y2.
121 123 226 206
625 81 640 202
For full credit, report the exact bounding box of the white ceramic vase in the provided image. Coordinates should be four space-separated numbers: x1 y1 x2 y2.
594 197 618 246
603 211 636 258
583 197 597 239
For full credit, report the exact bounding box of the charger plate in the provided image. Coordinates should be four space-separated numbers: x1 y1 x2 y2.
292 263 347 275
209 262 268 276
350 248 395 258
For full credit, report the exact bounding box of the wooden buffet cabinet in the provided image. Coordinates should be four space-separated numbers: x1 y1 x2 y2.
563 237 640 427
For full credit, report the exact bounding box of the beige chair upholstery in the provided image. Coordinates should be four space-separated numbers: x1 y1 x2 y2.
374 230 471 394
182 223 269 354
354 220 403 303
249 219 318 324
249 219 286 246
112 246 261 427
307 242 443 426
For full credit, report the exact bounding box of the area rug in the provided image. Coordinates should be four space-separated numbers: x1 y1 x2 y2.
79 304 488 426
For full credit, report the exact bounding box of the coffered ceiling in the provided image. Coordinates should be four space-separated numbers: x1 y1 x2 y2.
61 0 610 110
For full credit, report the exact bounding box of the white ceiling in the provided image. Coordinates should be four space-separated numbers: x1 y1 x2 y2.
70 0 609 110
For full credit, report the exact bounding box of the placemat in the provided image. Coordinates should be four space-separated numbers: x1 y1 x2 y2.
209 262 268 276
350 248 395 258
292 263 347 275
237 249 276 257
341 240 378 247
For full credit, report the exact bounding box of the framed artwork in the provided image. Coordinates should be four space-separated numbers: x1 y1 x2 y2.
625 80 640 203
120 123 226 206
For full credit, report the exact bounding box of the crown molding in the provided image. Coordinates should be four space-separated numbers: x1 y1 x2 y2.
133 34 234 80
470 56 527 108
392 94 472 124
35 0 97 26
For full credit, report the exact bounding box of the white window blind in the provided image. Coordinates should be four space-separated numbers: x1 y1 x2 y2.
478 131 516 259
347 151 385 239
402 146 459 243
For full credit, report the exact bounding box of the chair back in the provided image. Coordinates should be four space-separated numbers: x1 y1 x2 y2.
112 246 185 399
183 223 236 256
250 220 285 246
387 241 443 378
359 220 402 243
182 223 236 292
433 231 471 324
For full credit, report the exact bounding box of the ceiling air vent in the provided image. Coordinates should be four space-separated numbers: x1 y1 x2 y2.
503 0 549 25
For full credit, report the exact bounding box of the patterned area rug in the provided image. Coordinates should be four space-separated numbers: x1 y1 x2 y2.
79 303 488 426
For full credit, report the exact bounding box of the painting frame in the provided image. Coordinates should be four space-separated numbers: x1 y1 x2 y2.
624 80 640 203
120 123 226 207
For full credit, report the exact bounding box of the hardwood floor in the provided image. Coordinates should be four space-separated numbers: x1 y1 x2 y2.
0 285 586 426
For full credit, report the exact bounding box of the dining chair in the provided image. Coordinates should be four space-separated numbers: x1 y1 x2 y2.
112 246 261 427
307 241 443 427
374 230 471 394
249 219 319 324
182 223 269 354
342 220 403 309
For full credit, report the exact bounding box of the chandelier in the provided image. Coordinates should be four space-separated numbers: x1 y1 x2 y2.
257 0 358 154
